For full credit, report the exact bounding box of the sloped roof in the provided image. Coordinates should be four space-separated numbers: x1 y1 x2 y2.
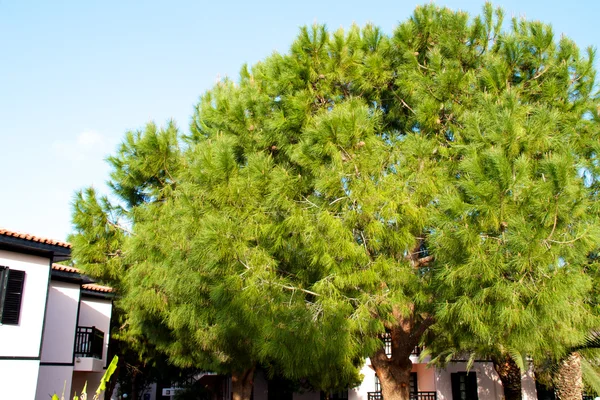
0 228 71 249
82 283 113 293
51 264 80 273
52 264 114 294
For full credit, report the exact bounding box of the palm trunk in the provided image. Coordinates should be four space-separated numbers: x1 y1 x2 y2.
555 352 582 400
493 354 522 400
231 366 256 400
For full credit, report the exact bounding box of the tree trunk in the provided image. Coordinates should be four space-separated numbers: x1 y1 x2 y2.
231 366 256 400
131 372 138 400
555 352 583 400
370 312 433 400
493 354 522 400
373 358 413 400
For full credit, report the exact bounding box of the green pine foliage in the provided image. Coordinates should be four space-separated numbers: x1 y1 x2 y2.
70 3 600 400
427 10 600 366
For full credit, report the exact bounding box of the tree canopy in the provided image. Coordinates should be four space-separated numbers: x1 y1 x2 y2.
70 4 600 400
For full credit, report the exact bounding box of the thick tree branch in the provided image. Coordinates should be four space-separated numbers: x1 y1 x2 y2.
411 315 435 341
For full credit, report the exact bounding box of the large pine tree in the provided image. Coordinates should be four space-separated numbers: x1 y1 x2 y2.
70 4 600 400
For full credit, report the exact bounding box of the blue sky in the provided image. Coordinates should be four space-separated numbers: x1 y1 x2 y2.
1 0 598 241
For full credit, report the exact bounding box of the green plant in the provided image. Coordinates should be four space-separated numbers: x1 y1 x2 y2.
52 355 118 400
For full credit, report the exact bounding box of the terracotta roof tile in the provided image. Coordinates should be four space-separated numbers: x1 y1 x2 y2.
0 228 71 249
52 264 80 273
82 283 113 293
52 264 114 293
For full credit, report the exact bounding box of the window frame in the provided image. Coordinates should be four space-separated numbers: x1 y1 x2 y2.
0 266 8 320
451 372 478 400
0 266 26 325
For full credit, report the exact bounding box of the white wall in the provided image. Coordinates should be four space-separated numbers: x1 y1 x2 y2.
522 363 538 400
36 281 81 399
237 359 536 400
0 359 41 399
253 369 269 400
349 358 377 400
349 358 438 400
36 365 74 400
435 361 504 400
0 250 50 357
434 360 539 400
77 297 112 366
0 251 50 400
72 371 104 397
40 280 80 363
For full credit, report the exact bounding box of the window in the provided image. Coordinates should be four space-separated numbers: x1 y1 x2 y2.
0 266 25 325
409 372 418 397
268 377 293 400
451 372 478 400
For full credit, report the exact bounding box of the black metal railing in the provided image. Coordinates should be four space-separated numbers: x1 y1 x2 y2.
412 392 437 400
383 332 422 357
583 396 594 400
74 326 104 359
368 392 437 400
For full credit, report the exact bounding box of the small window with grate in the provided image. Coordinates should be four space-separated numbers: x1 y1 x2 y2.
0 266 26 325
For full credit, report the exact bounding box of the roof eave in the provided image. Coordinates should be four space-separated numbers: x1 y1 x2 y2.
0 235 71 262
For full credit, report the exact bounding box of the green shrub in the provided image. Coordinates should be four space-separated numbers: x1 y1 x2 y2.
52 355 118 400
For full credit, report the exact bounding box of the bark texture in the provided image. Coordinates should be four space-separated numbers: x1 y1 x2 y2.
231 366 256 400
555 352 583 400
493 354 522 400
370 313 433 400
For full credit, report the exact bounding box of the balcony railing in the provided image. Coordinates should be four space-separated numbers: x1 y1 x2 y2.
412 392 437 400
367 392 437 400
74 326 104 359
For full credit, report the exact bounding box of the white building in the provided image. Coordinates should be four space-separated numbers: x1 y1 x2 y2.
194 343 538 400
243 347 539 400
0 229 113 400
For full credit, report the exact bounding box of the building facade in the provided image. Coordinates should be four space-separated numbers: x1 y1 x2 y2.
35 264 114 400
244 350 538 400
192 346 538 400
0 229 113 400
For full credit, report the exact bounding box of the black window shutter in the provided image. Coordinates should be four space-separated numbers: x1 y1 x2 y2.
451 373 461 400
467 372 478 400
0 267 7 299
2 269 25 325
